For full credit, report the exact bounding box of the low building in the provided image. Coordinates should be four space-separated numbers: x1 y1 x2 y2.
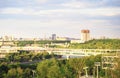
56 37 68 41
71 40 80 43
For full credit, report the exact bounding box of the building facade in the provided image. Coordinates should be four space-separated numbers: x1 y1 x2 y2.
81 29 90 42
52 34 56 40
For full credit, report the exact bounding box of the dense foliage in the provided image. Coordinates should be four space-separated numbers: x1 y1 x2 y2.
4 51 60 63
17 40 70 46
16 39 120 49
0 54 120 78
70 39 120 49
0 63 36 78
0 39 119 78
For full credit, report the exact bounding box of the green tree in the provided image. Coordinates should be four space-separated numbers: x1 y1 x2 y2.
7 68 17 78
16 67 23 78
68 58 86 78
61 63 75 78
47 65 61 78
0 63 8 78
23 68 32 78
37 58 62 78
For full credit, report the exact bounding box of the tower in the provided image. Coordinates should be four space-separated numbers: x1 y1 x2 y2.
52 34 56 40
81 29 90 42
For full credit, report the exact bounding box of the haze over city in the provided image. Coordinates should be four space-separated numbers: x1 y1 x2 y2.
0 0 120 38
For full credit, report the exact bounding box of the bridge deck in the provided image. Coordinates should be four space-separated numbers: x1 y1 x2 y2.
0 46 119 56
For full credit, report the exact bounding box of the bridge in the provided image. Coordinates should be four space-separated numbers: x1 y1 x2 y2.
0 46 120 58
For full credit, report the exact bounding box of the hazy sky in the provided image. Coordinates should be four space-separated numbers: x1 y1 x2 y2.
0 0 120 38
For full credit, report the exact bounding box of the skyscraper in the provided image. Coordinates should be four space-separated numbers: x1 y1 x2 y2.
81 29 90 42
52 34 56 40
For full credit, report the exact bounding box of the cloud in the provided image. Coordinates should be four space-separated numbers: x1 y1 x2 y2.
60 0 120 9
0 19 119 38
101 0 120 7
0 7 120 17
0 0 119 38
60 0 96 8
0 8 49 16
0 19 81 38
35 0 48 4
0 8 24 14
0 0 49 8
59 0 108 9
0 0 120 9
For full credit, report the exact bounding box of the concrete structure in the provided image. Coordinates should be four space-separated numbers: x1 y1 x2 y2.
2 36 14 41
81 29 90 42
102 55 119 70
0 37 16 47
0 45 119 58
52 34 56 40
70 39 80 43
56 37 68 41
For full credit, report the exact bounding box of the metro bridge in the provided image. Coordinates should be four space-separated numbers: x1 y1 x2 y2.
0 46 119 58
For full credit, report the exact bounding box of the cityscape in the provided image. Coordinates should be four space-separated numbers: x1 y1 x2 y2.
0 29 90 42
0 29 120 78
0 29 117 42
0 0 120 78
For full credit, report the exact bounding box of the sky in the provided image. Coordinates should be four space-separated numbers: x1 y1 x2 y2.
0 0 120 39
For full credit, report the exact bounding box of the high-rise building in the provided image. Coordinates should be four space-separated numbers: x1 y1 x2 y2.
2 36 14 41
52 34 56 40
81 29 90 42
0 36 15 47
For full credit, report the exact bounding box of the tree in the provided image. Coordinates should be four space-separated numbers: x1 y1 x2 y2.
16 67 23 78
37 58 62 78
37 60 50 78
7 68 17 78
23 68 32 78
0 63 8 78
47 65 61 78
61 63 75 78
68 58 86 78
42 52 51 59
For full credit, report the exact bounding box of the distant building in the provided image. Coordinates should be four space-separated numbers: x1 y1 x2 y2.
18 37 45 41
2 36 14 41
81 29 90 42
56 37 67 41
0 36 15 47
52 34 56 40
100 36 106 39
71 39 80 43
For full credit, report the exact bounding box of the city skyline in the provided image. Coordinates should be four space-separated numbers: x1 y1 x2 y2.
0 0 120 38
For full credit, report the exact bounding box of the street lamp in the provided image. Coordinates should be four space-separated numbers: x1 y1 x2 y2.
83 66 88 78
32 70 36 78
95 62 100 78
93 67 95 78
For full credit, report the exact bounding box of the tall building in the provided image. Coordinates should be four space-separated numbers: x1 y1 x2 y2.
0 36 15 47
52 34 56 40
2 36 14 41
81 29 90 42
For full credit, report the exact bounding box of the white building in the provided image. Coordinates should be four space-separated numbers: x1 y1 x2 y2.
70 40 80 43
81 29 90 42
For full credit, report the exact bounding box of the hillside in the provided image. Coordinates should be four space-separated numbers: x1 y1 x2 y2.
69 39 120 49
